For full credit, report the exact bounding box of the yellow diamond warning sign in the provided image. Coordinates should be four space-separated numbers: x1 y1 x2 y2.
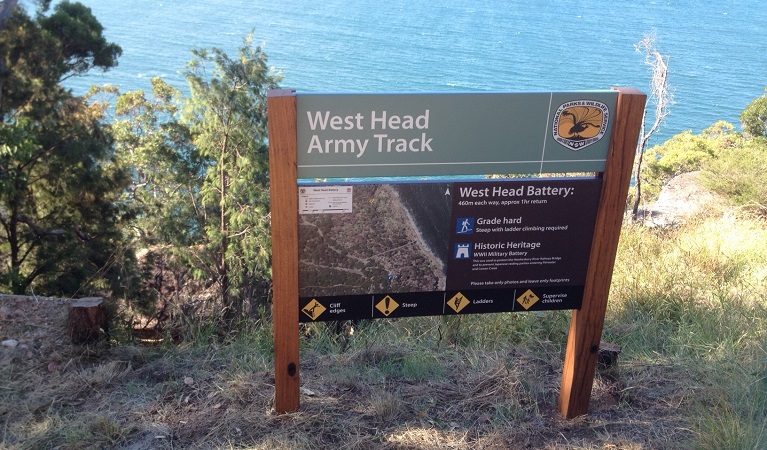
375 295 399 317
302 299 326 321
517 289 540 310
447 292 470 313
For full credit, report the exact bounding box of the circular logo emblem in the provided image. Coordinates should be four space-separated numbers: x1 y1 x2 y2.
552 100 609 151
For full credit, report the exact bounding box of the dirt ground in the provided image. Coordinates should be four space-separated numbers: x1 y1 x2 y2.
0 293 699 449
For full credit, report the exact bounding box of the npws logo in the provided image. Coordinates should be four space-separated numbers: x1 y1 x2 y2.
552 100 609 151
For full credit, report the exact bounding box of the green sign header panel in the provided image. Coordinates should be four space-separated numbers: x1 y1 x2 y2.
296 91 618 178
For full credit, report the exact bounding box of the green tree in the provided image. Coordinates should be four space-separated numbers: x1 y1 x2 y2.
639 121 738 203
740 88 767 138
703 137 767 209
182 36 280 324
111 36 280 325
104 78 201 311
108 78 200 248
0 2 130 295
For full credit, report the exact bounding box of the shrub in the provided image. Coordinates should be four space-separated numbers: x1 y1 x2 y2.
639 121 738 203
702 137 767 212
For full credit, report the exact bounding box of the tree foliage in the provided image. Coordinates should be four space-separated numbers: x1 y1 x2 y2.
702 136 767 210
107 78 199 248
641 103 767 215
0 2 134 296
740 88 767 138
640 121 739 203
110 36 281 324
182 37 280 323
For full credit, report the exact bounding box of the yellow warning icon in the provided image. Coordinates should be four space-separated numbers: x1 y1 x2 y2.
517 289 540 310
302 299 326 321
375 295 399 317
447 292 470 313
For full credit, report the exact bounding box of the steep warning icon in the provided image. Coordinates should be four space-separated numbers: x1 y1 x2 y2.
516 289 540 310
375 295 399 317
302 299 326 321
447 292 470 313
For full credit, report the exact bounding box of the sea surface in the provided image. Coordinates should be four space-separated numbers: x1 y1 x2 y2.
34 0 767 146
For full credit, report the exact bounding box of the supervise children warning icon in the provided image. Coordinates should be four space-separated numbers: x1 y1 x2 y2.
552 100 609 151
516 289 540 310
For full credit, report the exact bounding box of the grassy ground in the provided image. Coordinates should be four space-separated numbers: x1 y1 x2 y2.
2 209 766 449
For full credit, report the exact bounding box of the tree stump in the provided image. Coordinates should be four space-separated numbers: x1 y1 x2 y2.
67 297 106 344
597 341 622 372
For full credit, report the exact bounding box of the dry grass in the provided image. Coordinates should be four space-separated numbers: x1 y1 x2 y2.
2 208 766 449
1 317 694 449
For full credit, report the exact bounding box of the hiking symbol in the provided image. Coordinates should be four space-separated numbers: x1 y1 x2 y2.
456 217 474 234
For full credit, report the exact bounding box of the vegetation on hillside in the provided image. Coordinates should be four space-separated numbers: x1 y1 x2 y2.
2 2 280 327
634 91 767 215
2 208 766 448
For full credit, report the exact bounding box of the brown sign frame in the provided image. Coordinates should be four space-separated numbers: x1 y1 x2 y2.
267 88 646 418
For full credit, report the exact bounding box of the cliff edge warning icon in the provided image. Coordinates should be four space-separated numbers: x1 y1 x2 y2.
302 299 326 321
552 100 609 151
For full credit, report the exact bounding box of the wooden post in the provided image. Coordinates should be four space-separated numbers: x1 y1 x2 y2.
268 89 300 413
558 87 646 419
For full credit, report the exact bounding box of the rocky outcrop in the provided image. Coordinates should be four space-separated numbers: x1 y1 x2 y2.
638 171 728 227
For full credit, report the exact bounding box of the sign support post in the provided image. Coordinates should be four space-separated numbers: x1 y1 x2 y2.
267 89 300 413
268 87 646 418
558 87 646 418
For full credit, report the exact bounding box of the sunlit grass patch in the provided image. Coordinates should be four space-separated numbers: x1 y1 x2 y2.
608 211 767 448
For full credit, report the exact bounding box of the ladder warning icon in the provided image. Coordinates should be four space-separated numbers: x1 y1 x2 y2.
375 295 399 317
301 299 326 321
447 292 470 313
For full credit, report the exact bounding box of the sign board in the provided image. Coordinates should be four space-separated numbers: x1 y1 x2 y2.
298 178 602 322
268 88 646 419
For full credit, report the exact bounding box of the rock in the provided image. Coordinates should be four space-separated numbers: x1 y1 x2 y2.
2 339 19 347
639 171 727 227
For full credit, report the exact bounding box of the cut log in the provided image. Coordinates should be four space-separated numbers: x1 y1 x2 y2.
67 297 106 344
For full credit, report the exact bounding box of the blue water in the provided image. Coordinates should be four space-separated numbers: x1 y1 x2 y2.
39 0 767 147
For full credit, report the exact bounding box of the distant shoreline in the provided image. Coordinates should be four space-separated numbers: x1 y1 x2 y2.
388 186 446 290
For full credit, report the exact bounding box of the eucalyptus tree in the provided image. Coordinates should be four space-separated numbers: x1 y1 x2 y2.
740 88 767 138
181 36 281 324
111 37 281 325
0 1 131 295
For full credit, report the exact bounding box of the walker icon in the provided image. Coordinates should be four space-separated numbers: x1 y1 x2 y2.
456 217 474 234
454 243 471 259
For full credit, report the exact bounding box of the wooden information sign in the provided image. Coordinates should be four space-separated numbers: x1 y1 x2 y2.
268 88 645 418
